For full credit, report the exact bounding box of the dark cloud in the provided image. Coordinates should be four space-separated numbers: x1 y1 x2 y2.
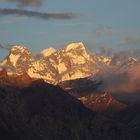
7 0 44 6
0 8 78 20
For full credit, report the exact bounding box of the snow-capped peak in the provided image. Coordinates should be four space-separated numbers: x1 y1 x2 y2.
40 48 56 57
64 42 86 54
7 45 30 67
0 42 114 84
128 57 138 62
0 45 34 75
1 42 131 84
98 56 111 64
10 45 29 53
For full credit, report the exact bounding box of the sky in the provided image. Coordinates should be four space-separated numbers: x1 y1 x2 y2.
0 0 140 60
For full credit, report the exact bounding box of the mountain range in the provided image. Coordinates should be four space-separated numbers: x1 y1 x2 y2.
0 42 140 139
1 42 139 107
0 42 112 84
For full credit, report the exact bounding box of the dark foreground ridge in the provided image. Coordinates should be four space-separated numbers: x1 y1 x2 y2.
0 76 135 140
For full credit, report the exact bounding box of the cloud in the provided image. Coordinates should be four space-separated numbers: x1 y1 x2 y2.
93 26 112 36
132 48 140 58
112 63 140 94
0 44 4 49
0 44 7 50
96 61 140 94
0 8 78 20
110 51 132 65
7 0 44 6
97 46 140 59
124 36 135 44
0 16 28 24
0 43 11 50
99 47 113 56
119 36 140 47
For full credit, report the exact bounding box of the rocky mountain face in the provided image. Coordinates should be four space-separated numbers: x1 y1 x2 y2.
59 77 127 112
0 46 34 75
0 69 33 87
0 42 111 84
78 92 127 112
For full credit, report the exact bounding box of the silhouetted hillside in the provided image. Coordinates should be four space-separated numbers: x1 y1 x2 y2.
0 79 134 140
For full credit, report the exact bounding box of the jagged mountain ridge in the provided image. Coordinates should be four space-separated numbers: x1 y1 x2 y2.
0 42 111 84
59 77 127 112
78 92 127 112
0 69 33 87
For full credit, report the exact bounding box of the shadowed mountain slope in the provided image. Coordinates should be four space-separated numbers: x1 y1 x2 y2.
0 75 134 140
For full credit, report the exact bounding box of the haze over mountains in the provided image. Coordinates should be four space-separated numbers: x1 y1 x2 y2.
0 42 140 139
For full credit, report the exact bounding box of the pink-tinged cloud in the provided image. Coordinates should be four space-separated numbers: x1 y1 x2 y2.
97 62 140 94
7 0 44 6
